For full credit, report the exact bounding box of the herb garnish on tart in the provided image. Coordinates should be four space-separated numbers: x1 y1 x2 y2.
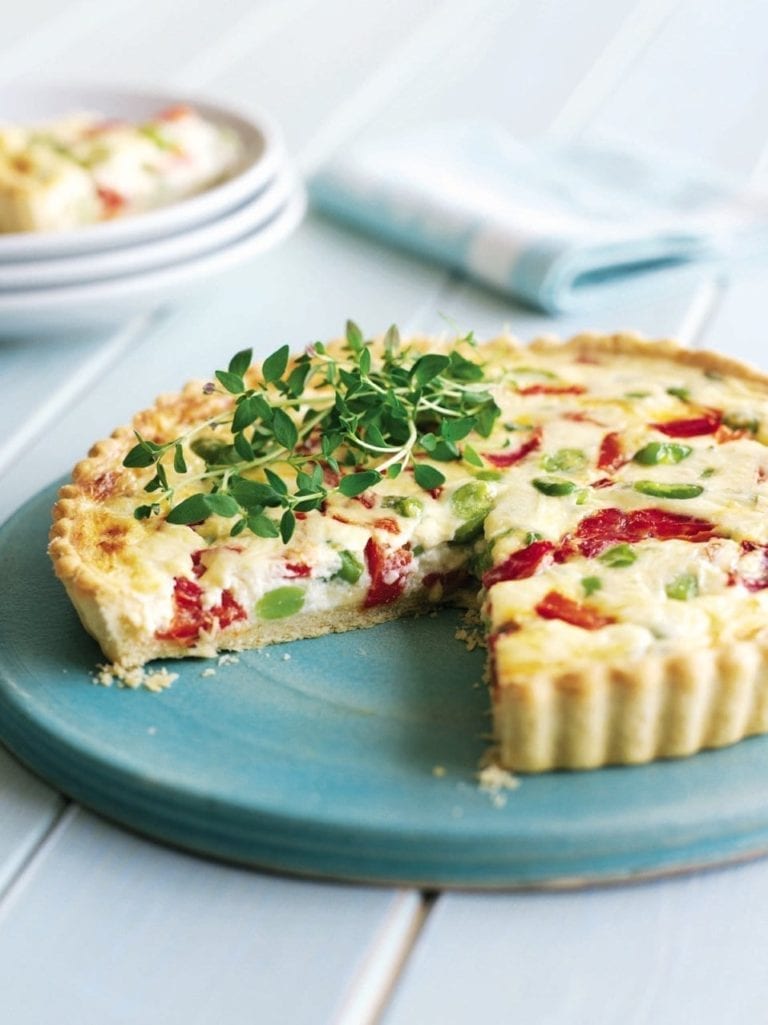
123 321 501 544
49 327 768 772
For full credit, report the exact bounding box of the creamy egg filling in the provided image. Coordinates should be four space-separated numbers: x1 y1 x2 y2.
480 347 768 675
79 339 768 665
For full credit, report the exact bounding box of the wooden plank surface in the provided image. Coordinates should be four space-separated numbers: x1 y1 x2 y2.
381 859 768 1025
0 808 422 1025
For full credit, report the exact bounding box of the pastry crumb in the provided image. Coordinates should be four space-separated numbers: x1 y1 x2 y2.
455 608 485 652
432 764 446 777
217 653 240 667
201 668 216 678
282 653 291 661
477 757 520 808
92 663 177 692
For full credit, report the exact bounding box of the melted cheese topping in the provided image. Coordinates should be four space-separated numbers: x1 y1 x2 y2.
64 336 768 672
481 348 768 677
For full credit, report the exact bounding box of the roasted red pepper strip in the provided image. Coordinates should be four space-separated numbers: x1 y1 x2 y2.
597 431 624 472
363 538 412 608
518 384 586 396
284 562 312 577
97 185 126 217
156 577 246 642
372 517 401 534
354 491 377 509
158 103 193 121
651 410 721 437
535 590 615 630
482 540 555 588
485 427 542 468
211 590 248 630
557 507 719 560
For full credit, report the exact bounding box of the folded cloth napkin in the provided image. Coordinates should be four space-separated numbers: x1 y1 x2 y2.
310 122 768 313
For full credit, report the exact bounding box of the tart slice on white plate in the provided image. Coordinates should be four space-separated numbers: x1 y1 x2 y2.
0 104 240 232
50 325 768 771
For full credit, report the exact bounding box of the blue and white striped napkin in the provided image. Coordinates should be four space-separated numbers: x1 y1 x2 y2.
310 123 767 313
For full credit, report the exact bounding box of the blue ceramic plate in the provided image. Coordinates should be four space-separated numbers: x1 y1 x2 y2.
2 481 768 887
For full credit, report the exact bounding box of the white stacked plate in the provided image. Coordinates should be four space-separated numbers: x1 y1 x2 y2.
0 87 306 335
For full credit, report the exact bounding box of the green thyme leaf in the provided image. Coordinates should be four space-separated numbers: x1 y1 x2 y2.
248 514 280 539
215 369 245 394
345 320 364 353
264 468 289 496
123 442 158 468
462 443 484 468
166 493 213 524
441 417 476 443
205 493 240 518
339 470 382 497
228 348 253 379
280 509 296 543
271 408 298 450
383 324 401 359
233 432 255 461
411 354 450 387
173 444 187 474
447 349 484 382
262 344 290 384
413 464 446 490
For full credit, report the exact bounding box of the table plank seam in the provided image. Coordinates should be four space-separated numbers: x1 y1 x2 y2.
549 0 681 138
0 312 157 494
169 0 323 92
676 277 726 348
0 801 74 921
297 0 511 174
332 890 435 1025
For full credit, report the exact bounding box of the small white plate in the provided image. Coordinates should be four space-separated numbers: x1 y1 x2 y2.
0 85 285 261
0 164 299 289
0 186 306 335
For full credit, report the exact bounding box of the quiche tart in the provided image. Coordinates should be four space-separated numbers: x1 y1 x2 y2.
0 105 240 232
50 329 768 771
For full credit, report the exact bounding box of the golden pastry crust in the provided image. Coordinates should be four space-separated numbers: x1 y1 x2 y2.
484 332 768 769
50 331 768 772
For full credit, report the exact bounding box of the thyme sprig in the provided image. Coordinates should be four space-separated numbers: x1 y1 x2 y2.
123 321 500 543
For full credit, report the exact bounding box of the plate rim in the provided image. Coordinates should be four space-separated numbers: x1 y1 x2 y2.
0 185 306 316
0 165 298 290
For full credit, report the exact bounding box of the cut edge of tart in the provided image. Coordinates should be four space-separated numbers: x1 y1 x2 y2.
49 330 768 772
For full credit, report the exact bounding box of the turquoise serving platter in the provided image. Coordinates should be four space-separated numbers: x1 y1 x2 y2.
2 482 768 887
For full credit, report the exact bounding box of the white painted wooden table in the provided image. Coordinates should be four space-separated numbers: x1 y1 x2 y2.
2 2 768 1021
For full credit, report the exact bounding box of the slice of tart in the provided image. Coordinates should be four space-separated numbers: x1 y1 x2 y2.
49 328 768 771
0 105 240 232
